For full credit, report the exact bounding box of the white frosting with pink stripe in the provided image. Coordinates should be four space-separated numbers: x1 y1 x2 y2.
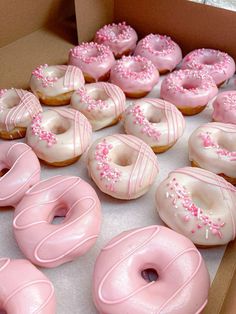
189 122 236 178
0 258 56 313
212 91 236 124
26 108 92 164
0 89 42 133
124 98 185 149
156 167 236 246
71 82 126 130
87 134 159 199
30 64 85 97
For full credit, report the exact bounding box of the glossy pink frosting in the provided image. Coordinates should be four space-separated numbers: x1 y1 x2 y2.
0 258 56 313
68 42 115 81
0 88 42 134
0 142 40 208
13 175 102 268
94 22 138 58
134 34 182 72
181 48 236 85
160 69 218 110
212 91 236 124
93 225 210 314
110 55 159 96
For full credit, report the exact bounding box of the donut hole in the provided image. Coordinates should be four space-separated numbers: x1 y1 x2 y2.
141 268 159 283
182 80 200 91
191 192 212 211
146 112 162 124
0 168 9 177
0 310 7 314
152 40 167 52
4 94 20 109
48 117 70 135
217 136 236 152
50 206 68 225
202 55 219 66
113 154 133 167
126 61 144 73
46 67 65 80
88 88 109 101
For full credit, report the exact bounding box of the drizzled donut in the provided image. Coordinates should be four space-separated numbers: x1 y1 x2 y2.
156 167 236 246
0 88 42 139
30 64 85 105
94 22 138 58
181 48 235 86
71 82 126 131
69 42 115 82
26 108 92 166
13 176 101 268
92 225 210 314
134 34 182 74
189 122 236 184
212 91 236 124
124 98 185 153
87 134 159 199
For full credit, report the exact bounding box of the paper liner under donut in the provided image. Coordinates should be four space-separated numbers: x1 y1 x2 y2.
0 127 27 140
35 90 73 106
177 105 206 116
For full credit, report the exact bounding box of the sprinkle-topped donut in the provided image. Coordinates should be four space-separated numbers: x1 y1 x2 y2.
156 167 236 246
181 48 236 86
189 122 236 184
110 55 159 98
212 91 236 124
0 88 42 139
69 42 115 82
94 22 138 58
87 134 159 199
30 64 85 105
71 82 126 131
124 98 185 153
160 69 218 115
134 34 182 74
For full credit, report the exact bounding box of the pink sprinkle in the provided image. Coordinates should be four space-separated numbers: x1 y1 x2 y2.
96 22 133 43
31 113 57 146
139 34 176 56
76 88 108 111
0 89 7 97
32 64 58 88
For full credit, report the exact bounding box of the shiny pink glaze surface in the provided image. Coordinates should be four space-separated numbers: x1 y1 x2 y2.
0 142 40 207
212 91 236 124
181 48 235 85
93 225 210 314
13 175 102 268
134 34 182 72
160 69 218 109
0 258 56 313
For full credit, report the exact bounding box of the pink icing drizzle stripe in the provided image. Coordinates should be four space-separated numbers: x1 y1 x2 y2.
0 258 10 272
63 65 80 89
201 123 236 133
101 83 125 116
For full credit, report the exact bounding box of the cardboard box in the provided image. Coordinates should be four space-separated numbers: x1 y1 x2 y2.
1 0 236 313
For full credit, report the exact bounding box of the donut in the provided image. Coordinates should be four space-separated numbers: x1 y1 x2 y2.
68 42 115 82
13 175 101 268
181 48 235 86
30 64 84 106
155 167 236 246
160 69 218 115
87 134 159 199
71 82 126 131
124 98 185 153
110 56 159 98
0 142 40 208
26 108 92 166
92 225 210 314
0 88 42 140
94 22 138 58
212 91 236 124
134 34 182 74
189 122 236 184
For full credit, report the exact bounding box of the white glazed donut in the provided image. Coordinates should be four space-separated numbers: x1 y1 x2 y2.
0 88 42 139
30 64 85 105
189 122 236 184
71 82 126 131
0 258 56 313
13 176 102 268
92 225 210 314
124 98 185 153
26 108 92 166
156 167 236 246
0 142 40 208
87 134 159 199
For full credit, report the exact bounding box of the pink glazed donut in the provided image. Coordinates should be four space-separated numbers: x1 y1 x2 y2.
0 142 40 208
0 258 56 313
212 91 236 124
160 69 218 115
181 48 235 86
134 34 182 74
92 225 210 314
110 55 159 98
69 42 115 82
13 175 102 268
94 22 138 58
